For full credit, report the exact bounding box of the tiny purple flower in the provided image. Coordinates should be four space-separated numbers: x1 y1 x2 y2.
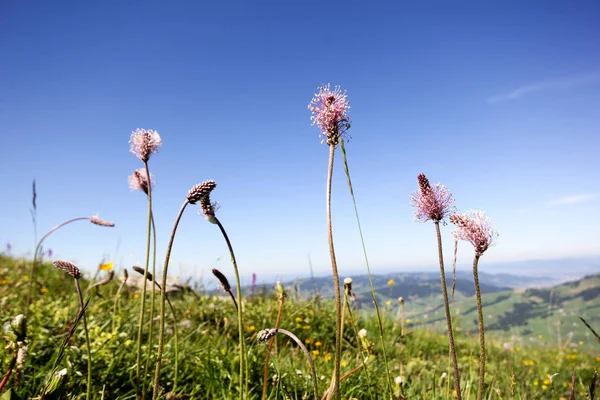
308 83 351 145
129 128 162 162
6 243 11 252
450 210 499 256
410 174 456 223
47 249 52 257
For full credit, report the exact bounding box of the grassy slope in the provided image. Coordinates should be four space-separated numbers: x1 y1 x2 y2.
1 255 598 399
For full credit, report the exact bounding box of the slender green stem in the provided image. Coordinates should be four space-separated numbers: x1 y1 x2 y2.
270 328 318 400
434 221 462 400
137 161 154 397
214 217 245 400
26 217 90 316
399 301 404 377
75 279 92 400
152 200 189 400
325 144 341 400
325 284 351 399
262 298 284 400
339 140 393 396
144 212 158 395
112 270 128 333
473 254 485 400
344 294 374 400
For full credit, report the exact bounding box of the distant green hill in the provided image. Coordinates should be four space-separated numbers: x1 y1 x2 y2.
407 273 600 349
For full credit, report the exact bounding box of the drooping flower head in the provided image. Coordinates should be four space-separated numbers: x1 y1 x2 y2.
410 174 457 223
450 210 499 256
212 268 231 292
53 260 81 279
129 128 162 162
187 180 217 205
89 215 115 227
128 168 155 195
308 83 351 145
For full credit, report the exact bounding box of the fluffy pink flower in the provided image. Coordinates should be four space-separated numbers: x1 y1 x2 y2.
450 210 499 256
128 168 155 195
129 128 162 162
308 83 351 145
410 174 456 223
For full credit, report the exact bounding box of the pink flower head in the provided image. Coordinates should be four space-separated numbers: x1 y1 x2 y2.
128 168 155 195
450 210 499 256
308 83 351 145
129 128 162 162
410 174 456 223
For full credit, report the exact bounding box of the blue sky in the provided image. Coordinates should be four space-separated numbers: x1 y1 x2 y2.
1 1 599 284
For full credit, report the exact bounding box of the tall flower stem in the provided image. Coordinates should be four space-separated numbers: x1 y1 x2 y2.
112 269 128 333
325 144 342 400
136 161 154 398
152 200 189 400
473 254 485 400
261 296 284 400
434 221 462 400
74 279 92 400
214 217 245 400
143 212 158 395
339 140 393 396
26 217 89 315
324 281 359 399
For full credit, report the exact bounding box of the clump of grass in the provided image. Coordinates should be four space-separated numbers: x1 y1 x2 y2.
52 260 92 400
261 281 286 400
257 328 318 400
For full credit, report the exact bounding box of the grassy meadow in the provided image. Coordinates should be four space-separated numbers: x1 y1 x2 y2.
1 254 598 399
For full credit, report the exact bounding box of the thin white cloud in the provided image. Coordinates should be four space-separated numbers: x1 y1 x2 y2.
548 193 599 206
487 73 600 103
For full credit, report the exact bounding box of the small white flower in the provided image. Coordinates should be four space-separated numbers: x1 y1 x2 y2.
394 376 403 385
358 328 367 338
440 372 448 380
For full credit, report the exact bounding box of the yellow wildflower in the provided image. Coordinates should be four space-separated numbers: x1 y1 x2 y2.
315 341 322 347
387 279 395 286
99 262 113 271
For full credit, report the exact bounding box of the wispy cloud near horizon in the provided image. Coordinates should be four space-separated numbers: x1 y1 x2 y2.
487 73 600 103
548 193 599 206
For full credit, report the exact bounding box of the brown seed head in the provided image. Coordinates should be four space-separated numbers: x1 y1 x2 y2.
187 180 217 205
212 268 231 292
53 260 81 279
132 266 154 282
89 216 115 227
